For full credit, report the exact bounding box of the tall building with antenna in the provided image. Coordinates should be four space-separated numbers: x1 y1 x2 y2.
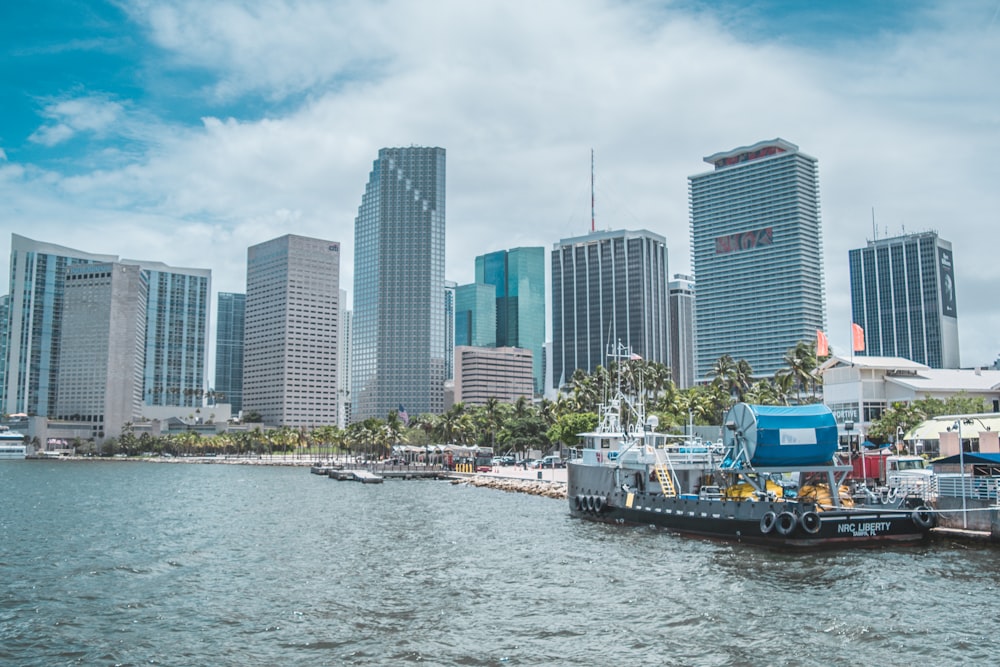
849 230 959 368
551 229 669 385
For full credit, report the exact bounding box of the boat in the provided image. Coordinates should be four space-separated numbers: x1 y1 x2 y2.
566 345 935 547
0 429 27 459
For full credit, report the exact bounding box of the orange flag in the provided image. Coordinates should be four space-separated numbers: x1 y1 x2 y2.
816 330 829 357
852 323 865 352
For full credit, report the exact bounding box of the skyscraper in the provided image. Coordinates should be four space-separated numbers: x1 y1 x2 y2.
215 292 246 414
689 138 826 379
444 280 456 382
3 234 211 420
849 231 959 368
551 229 669 385
669 274 696 389
454 283 497 348
4 234 116 417
352 146 446 421
244 234 340 427
338 289 352 428
55 262 147 440
135 261 211 409
475 247 545 394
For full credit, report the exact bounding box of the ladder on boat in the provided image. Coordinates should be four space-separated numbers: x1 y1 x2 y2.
652 449 678 498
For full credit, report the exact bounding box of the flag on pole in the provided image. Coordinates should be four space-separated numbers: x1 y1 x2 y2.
851 323 865 352
630 352 643 361
398 405 409 426
816 330 829 357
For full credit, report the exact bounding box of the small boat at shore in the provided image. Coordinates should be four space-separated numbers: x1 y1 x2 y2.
567 346 934 548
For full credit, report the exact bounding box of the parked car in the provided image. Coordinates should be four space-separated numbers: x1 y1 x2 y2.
538 455 565 468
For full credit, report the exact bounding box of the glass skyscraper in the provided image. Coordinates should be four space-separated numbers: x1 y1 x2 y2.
352 146 446 421
215 292 246 413
551 229 669 386
849 231 959 368
3 234 116 417
475 247 545 394
689 139 826 380
455 283 497 348
136 262 211 409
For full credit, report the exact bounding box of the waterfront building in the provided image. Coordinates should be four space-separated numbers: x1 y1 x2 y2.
453 346 534 406
689 138 826 379
669 274 696 389
244 234 340 427
455 283 497 348
214 292 245 414
131 261 211 410
3 234 116 417
551 229 669 385
475 247 546 394
0 295 8 398
352 146 446 420
820 355 1000 441
849 231 959 368
55 263 147 440
338 289 352 428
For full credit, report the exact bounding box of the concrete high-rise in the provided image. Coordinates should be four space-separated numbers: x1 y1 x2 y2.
849 231 959 368
352 146 446 420
689 139 826 379
215 292 246 414
669 274 696 389
453 346 534 406
338 289 352 428
4 234 116 417
55 263 147 440
244 234 340 427
551 229 669 385
475 247 545 394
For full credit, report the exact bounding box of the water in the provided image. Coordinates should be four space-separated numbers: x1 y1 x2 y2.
2 461 999 666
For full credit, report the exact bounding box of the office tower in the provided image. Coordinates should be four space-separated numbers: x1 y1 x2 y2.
215 292 246 414
244 234 340 427
689 139 826 379
551 229 669 385
3 234 116 417
444 280 456 382
338 289 352 428
55 263 147 440
849 231 959 368
455 283 497 347
475 247 546 394
453 346 534 406
669 274 696 389
0 295 8 397
132 262 211 409
352 146 446 421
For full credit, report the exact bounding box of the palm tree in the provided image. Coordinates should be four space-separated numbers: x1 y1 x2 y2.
778 340 819 404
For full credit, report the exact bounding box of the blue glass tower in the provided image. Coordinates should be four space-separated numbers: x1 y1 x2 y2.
215 292 246 413
352 146 446 420
475 247 545 393
689 139 826 379
455 283 496 348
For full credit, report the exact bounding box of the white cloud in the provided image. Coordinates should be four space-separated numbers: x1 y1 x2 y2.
5 0 1000 369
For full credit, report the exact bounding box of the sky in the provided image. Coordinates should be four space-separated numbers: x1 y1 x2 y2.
2 0 999 378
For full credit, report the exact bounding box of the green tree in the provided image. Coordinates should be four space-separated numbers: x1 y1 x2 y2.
547 412 599 447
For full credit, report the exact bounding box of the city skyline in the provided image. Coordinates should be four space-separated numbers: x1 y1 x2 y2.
2 1 998 367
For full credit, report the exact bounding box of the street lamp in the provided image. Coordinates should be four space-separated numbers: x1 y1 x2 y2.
896 426 906 455
948 419 968 529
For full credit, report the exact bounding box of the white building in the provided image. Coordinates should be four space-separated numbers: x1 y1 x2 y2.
820 354 1000 438
454 346 534 406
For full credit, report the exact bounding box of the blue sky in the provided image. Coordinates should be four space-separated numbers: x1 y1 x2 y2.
2 0 999 372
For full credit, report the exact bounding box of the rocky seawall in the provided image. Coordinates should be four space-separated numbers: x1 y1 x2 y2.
453 475 567 499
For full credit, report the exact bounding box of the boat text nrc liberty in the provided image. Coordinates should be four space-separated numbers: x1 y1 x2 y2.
566 344 935 547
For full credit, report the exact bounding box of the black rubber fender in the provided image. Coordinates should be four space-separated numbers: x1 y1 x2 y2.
800 511 822 534
593 496 606 513
759 511 777 534
912 506 934 529
775 511 797 536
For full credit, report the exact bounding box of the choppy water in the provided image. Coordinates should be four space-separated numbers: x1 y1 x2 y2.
1 460 999 666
